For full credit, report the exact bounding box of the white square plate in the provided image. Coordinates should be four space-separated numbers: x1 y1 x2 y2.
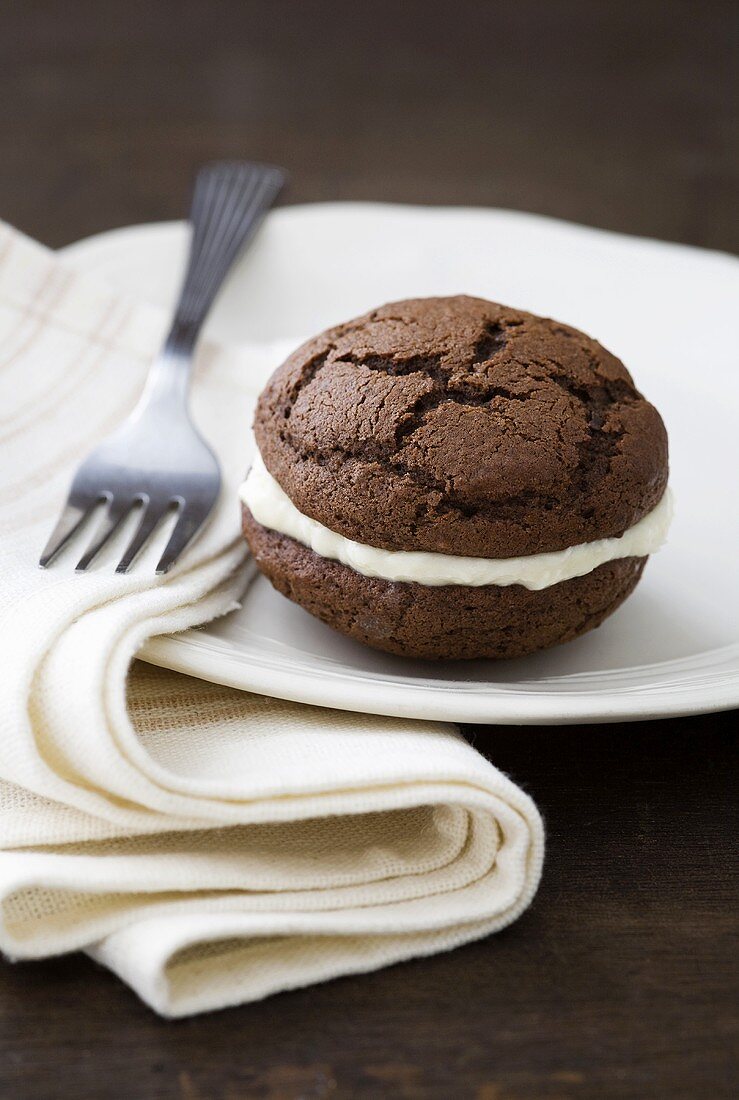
62 204 739 723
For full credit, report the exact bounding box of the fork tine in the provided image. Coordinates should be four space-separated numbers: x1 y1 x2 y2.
155 502 212 574
75 498 131 572
115 501 166 574
39 499 93 567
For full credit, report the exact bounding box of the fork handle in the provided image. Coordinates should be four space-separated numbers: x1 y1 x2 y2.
146 162 285 401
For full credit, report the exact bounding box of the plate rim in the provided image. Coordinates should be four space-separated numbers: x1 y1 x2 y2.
140 631 739 725
60 209 739 725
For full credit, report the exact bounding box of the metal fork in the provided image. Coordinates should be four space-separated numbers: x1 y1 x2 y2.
39 160 285 575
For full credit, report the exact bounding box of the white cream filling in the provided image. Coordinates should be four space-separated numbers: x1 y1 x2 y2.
240 452 673 591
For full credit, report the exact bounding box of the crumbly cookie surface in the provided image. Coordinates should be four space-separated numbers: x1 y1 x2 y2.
254 295 668 557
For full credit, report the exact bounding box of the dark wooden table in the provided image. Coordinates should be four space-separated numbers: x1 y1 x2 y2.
1 3 736 1097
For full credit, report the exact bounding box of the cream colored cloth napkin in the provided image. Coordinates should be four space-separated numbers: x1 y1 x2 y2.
0 221 543 1017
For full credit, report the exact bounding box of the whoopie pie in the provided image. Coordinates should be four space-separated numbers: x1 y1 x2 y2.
240 295 670 660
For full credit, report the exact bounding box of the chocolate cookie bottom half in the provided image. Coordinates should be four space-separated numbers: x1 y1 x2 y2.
242 506 647 661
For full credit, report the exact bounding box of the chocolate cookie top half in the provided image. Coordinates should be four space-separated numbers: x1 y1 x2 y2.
253 295 668 558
